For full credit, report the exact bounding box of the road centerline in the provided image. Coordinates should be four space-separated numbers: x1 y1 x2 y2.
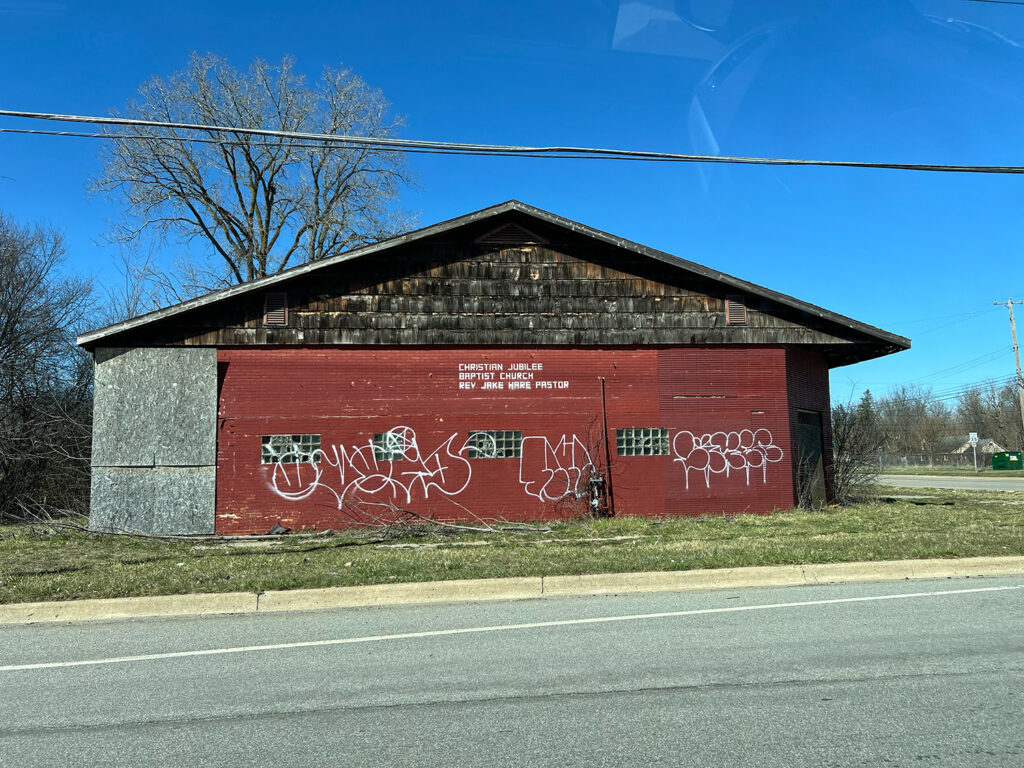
2 584 1020 673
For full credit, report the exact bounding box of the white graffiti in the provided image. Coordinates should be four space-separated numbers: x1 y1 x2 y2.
268 426 600 509
672 428 783 488
519 435 596 502
266 425 785 508
268 426 472 508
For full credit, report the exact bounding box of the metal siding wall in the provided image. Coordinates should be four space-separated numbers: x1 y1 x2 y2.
656 348 793 516
785 348 835 503
216 346 800 534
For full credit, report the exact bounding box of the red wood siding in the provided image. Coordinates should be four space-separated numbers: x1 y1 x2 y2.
215 346 810 534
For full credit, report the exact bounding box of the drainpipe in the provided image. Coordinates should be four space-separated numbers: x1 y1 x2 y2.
600 377 616 517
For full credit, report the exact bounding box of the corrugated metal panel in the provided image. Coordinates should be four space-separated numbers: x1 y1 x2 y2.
213 346 814 534
657 347 794 516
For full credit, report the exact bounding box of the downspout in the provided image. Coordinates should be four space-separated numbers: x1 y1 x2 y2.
600 376 616 516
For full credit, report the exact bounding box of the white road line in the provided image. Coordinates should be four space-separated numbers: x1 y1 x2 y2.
2 584 1021 673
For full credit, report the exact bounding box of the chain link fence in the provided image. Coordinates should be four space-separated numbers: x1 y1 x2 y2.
869 453 989 469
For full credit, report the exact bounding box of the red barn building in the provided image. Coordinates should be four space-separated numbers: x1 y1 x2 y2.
79 201 908 535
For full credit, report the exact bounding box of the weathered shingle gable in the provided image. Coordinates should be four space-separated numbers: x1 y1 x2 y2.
78 201 908 366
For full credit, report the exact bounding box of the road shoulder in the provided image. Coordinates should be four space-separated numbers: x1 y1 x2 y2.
3 555 1023 626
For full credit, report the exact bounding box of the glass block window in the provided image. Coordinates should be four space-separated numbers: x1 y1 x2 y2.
616 428 670 456
373 431 406 461
466 430 523 459
261 434 321 464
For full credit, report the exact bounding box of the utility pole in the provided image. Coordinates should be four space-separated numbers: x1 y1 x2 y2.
994 297 1024 447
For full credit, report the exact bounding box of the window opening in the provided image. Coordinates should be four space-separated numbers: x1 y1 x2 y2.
373 431 407 461
261 434 320 464
616 428 670 456
466 430 523 459
796 410 826 506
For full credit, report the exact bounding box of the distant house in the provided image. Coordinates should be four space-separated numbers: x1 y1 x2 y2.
77 201 910 535
952 437 1007 455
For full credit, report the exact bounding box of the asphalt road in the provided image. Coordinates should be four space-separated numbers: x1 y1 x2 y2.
877 474 1024 491
2 577 1023 767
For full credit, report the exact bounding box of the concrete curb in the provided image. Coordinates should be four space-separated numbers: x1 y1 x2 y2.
3 555 1024 626
0 591 257 625
257 577 543 613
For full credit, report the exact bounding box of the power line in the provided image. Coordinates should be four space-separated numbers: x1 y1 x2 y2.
902 376 1012 402
838 374 1023 421
874 309 992 327
0 127 686 162
6 109 1024 174
906 306 1001 338
857 379 1018 429
850 374 1017 410
914 347 1012 383
861 346 1011 390
928 377 1016 402
963 0 1024 7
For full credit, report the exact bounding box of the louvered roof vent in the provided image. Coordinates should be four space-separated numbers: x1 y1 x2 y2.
264 292 288 325
725 295 747 325
475 222 547 245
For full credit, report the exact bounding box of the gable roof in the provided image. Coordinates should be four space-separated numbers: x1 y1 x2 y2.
952 437 1007 454
78 200 910 357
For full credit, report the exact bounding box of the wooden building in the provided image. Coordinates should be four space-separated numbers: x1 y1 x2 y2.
78 201 909 535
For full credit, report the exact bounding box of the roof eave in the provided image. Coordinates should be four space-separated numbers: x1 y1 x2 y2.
77 200 910 354
77 200 527 348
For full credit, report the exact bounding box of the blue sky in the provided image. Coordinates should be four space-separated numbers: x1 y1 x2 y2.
2 0 1024 405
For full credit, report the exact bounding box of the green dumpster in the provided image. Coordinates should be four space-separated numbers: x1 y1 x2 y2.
992 452 1023 470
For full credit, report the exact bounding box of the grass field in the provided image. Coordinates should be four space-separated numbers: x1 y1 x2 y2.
877 466 1024 477
2 487 1022 605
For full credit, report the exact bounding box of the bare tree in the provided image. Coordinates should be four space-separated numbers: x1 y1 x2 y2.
874 384 952 454
93 53 413 304
958 380 1024 452
0 213 94 521
830 393 883 504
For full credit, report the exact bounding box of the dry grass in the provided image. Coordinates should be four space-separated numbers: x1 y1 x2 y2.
878 466 1024 477
1 487 1022 604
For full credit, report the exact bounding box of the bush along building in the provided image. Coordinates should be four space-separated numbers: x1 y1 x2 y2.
78 201 909 535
